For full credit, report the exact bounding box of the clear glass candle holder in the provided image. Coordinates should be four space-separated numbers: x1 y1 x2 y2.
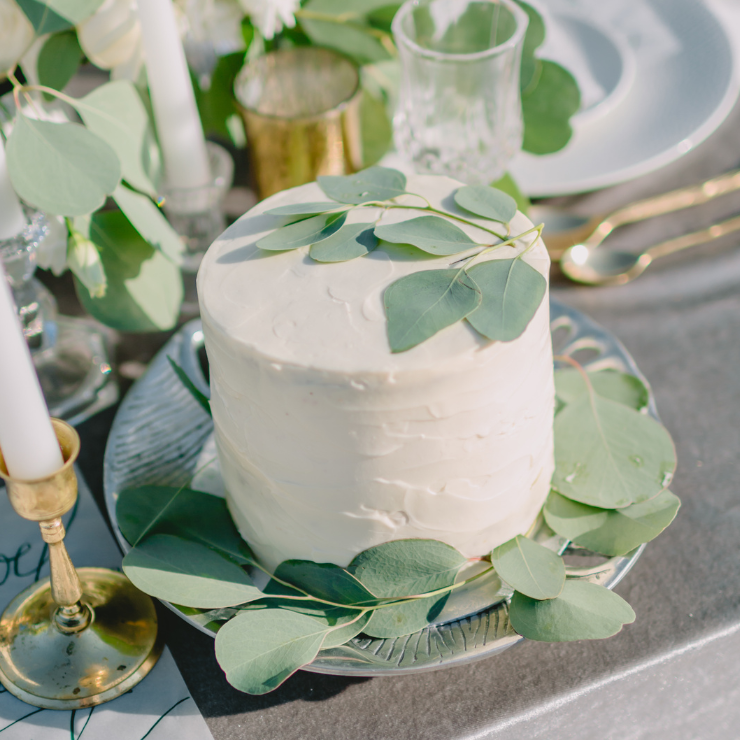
0 211 118 425
162 141 234 275
392 0 529 184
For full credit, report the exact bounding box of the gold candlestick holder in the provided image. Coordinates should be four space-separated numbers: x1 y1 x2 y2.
0 419 162 710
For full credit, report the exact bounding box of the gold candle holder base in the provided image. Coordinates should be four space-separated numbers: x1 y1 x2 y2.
0 420 162 709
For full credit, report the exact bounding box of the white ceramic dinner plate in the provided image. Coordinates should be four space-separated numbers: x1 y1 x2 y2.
510 0 740 196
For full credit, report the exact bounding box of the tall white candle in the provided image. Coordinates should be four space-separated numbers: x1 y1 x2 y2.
0 262 63 480
137 0 212 192
0 136 28 241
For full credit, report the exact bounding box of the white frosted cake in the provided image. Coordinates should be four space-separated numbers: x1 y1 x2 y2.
198 174 555 571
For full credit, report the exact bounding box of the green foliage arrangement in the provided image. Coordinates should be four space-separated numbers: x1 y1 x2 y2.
116 364 679 695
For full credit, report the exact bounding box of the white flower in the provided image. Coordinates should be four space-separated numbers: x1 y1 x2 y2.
77 0 145 81
175 0 245 54
238 0 299 40
0 0 35 77
36 215 69 276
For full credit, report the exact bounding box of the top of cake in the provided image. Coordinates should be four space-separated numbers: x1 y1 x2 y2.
198 173 549 374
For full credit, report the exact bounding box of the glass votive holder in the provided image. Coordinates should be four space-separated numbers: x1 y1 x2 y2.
392 0 529 184
234 47 363 200
162 141 235 274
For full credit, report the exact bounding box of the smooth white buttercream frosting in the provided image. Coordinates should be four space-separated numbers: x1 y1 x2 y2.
198 175 555 570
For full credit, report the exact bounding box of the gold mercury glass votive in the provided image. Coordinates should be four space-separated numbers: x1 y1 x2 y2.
0 419 162 710
235 46 363 199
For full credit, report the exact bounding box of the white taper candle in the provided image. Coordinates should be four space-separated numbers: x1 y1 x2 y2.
0 261 63 480
136 0 212 191
0 136 28 241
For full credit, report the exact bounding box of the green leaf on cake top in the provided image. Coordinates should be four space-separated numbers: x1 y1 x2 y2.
309 222 378 262
384 269 482 353
552 367 677 509
257 211 348 251
454 185 518 224
375 216 481 255
265 202 347 217
317 166 407 203
491 535 565 600
544 489 680 557
465 259 547 341
509 580 636 642
122 534 262 608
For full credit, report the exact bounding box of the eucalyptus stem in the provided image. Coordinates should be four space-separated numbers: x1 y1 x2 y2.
7 70 42 119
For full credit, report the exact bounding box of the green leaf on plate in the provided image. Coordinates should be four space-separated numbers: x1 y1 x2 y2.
491 172 530 216
375 216 481 255
215 608 329 694
265 202 343 217
116 485 253 564
113 184 183 265
77 80 162 196
66 221 106 298
73 211 183 332
273 560 378 606
522 60 580 155
257 211 347 251
37 30 83 98
318 166 406 204
6 116 121 217
509 580 636 641
122 534 261 608
491 535 565 600
309 222 378 262
349 539 467 597
16 0 104 33
454 186 517 224
543 489 681 557
552 390 677 509
555 369 649 411
385 269 482 352
363 593 449 638
466 259 546 341
167 357 212 417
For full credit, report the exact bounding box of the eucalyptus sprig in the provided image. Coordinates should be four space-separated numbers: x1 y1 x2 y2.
256 166 547 352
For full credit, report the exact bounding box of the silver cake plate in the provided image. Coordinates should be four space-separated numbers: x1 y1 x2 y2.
104 299 655 676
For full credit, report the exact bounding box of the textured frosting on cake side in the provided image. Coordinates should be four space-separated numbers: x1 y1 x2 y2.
198 175 555 570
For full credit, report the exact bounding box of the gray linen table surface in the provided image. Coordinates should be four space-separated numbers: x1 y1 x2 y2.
74 100 740 740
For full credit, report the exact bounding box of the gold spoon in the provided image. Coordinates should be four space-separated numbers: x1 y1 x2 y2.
534 168 740 260
560 213 740 285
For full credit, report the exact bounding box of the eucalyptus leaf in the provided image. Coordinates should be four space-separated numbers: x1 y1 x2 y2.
66 221 106 298
16 0 104 33
37 30 83 97
384 269 482 352
265 202 343 217
257 212 347 251
360 87 393 167
552 391 677 508
6 116 120 217
77 80 161 196
491 173 530 216
167 357 212 417
349 539 467 597
555 369 649 411
309 222 378 262
544 489 681 557
122 534 261 608
509 580 635 641
116 485 253 564
215 609 328 694
454 186 517 224
273 560 379 605
197 51 245 143
515 0 545 91
363 593 449 638
375 216 481 256
73 211 183 332
491 535 565 600
113 184 183 265
322 611 373 648
466 259 546 341
522 60 580 155
318 166 406 204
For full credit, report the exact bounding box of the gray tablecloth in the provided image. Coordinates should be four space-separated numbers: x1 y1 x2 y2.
71 99 740 740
